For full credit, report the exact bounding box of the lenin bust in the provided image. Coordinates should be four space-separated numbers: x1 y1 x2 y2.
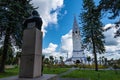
23 10 43 31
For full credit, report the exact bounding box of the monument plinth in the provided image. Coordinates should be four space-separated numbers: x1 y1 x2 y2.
19 10 43 78
19 28 42 78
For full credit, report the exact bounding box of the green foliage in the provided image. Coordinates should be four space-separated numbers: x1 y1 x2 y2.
81 0 105 54
0 46 14 65
117 59 120 66
86 56 91 65
98 0 120 37
12 52 21 65
59 56 64 65
60 56 64 61
0 0 34 72
5 46 14 65
49 56 54 65
99 0 120 19
80 0 105 71
0 0 34 47
0 47 3 64
44 58 49 65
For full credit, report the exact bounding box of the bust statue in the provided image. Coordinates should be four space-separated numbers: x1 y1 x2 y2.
23 10 43 31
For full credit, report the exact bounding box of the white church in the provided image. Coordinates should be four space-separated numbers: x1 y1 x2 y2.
65 16 86 64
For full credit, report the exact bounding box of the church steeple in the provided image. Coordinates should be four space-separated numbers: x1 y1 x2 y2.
72 16 85 63
72 16 80 37
73 16 80 32
72 16 80 36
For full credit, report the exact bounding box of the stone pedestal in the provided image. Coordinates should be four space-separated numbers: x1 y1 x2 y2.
19 28 42 78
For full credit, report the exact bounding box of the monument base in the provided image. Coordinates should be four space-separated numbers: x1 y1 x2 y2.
19 54 42 78
19 28 42 78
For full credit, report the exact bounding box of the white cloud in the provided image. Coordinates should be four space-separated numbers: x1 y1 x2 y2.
101 24 120 60
103 24 115 30
58 24 120 60
43 23 120 61
43 43 58 55
42 43 63 59
42 30 73 60
59 24 120 60
61 30 73 58
31 0 64 37
103 24 119 46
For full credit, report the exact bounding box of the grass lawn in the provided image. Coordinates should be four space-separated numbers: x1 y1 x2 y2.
62 70 120 80
43 67 69 74
0 67 69 78
0 67 19 78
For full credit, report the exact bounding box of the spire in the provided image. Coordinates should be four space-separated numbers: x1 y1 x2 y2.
73 16 79 31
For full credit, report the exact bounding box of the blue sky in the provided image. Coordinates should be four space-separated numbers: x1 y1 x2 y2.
43 0 82 49
43 0 119 49
32 0 120 60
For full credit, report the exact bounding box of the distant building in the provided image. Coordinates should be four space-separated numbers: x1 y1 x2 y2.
72 16 86 63
65 16 86 64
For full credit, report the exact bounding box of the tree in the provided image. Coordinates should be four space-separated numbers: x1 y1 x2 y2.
0 47 3 65
0 0 34 72
12 51 21 65
80 0 105 71
87 56 91 65
99 57 102 65
104 58 108 66
109 58 114 66
44 58 49 65
5 46 14 65
101 56 105 65
98 0 120 19
49 56 54 65
54 57 58 65
97 0 120 37
60 56 64 65
0 46 14 65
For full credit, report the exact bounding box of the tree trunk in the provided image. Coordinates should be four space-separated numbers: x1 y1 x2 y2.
91 30 98 71
88 62 90 66
93 46 98 71
0 28 10 73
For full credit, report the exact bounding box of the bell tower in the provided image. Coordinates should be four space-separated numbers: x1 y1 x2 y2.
72 16 85 63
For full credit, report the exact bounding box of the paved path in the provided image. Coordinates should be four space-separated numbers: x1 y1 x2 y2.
57 67 88 80
58 78 88 80
58 67 77 77
0 74 57 80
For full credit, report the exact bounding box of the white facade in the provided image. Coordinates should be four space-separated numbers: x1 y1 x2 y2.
72 16 86 63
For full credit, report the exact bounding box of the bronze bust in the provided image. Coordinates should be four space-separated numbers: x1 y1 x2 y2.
23 10 43 31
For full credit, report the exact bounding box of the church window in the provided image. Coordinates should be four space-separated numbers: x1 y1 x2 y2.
75 31 77 34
